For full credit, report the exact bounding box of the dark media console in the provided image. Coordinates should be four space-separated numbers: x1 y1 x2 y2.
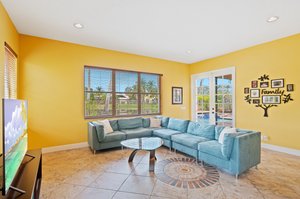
1 149 42 199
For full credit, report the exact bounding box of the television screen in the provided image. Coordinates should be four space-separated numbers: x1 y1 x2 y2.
1 99 28 195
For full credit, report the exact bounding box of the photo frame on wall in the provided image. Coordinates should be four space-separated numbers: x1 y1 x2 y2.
271 79 284 88
244 88 249 94
253 99 260 104
262 95 281 104
287 84 294 92
250 89 260 98
260 82 269 88
251 80 258 88
172 87 183 104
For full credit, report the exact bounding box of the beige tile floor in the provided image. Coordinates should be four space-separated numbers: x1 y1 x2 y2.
41 147 300 199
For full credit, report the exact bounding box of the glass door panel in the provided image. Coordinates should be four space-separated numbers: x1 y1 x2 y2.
196 78 211 125
192 68 235 127
215 74 233 127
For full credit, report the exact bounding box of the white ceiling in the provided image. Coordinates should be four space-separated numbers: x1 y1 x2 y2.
2 0 300 64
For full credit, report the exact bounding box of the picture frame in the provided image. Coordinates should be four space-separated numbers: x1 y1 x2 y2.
260 82 269 88
271 79 284 88
172 87 183 104
244 88 249 94
253 99 260 104
251 80 258 88
262 95 281 104
287 84 294 92
250 89 260 98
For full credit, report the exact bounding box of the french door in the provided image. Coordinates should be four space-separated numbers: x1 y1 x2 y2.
191 67 235 127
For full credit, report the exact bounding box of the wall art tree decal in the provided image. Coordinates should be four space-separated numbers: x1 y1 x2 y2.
244 74 294 117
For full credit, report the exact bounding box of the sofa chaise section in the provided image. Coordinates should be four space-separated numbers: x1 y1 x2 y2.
198 129 261 177
88 122 126 153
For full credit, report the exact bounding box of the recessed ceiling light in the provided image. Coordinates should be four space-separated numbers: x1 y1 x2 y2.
186 50 192 54
267 16 279 23
73 23 84 29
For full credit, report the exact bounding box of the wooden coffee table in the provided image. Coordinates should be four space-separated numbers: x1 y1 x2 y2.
121 137 163 172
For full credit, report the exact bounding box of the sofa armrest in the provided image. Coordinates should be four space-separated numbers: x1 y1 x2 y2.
88 122 105 150
230 131 261 174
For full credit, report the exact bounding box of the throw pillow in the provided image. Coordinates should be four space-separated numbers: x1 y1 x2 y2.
218 127 237 144
150 117 161 128
98 119 114 135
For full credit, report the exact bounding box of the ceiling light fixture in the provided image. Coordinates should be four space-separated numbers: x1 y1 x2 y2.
267 16 279 23
186 50 192 54
73 23 84 29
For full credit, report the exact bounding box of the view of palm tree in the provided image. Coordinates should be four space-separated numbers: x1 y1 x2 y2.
84 68 160 117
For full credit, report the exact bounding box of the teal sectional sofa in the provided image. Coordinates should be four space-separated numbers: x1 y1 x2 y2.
88 116 261 177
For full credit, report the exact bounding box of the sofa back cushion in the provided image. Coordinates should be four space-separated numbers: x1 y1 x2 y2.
155 116 169 127
167 118 189 132
109 120 119 131
187 122 215 139
215 126 226 140
143 118 150 128
118 117 143 130
161 117 169 127
221 133 237 159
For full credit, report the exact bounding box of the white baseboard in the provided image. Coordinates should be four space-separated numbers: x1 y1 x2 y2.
262 143 300 157
41 142 300 157
42 142 89 154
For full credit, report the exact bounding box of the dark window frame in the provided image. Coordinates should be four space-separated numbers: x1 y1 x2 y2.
84 65 162 119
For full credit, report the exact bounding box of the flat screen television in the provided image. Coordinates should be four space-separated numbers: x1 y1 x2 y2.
1 99 28 195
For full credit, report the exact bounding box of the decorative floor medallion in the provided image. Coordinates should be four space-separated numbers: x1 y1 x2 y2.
156 157 219 189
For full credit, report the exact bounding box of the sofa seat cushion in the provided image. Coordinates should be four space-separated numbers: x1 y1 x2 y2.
198 140 228 160
171 134 209 149
153 129 182 140
103 131 126 143
122 128 152 139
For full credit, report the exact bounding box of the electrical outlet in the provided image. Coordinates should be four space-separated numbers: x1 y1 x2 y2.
261 135 269 141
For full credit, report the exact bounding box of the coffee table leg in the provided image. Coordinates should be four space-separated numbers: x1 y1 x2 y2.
149 150 156 172
129 149 139 162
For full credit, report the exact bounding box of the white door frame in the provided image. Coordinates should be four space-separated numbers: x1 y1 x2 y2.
191 67 236 127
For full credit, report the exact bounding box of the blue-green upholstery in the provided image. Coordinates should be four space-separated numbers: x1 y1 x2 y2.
121 128 152 139
215 126 225 140
143 118 150 128
172 142 198 159
155 116 169 127
88 123 125 151
171 133 209 149
88 117 261 176
198 131 261 175
167 118 189 132
153 128 182 140
222 133 237 159
187 122 215 140
198 140 226 160
103 131 126 142
109 120 119 131
118 117 143 130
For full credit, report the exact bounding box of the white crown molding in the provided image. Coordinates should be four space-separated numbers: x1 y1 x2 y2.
42 142 89 154
262 143 300 157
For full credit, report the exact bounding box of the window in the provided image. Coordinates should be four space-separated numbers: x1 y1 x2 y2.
84 66 161 118
4 42 17 99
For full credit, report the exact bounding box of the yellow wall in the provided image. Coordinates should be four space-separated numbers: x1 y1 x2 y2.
19 35 190 149
190 34 300 150
0 3 19 152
